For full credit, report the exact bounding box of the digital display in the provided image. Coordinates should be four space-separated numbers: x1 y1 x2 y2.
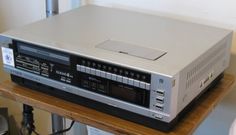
16 41 70 65
110 83 149 107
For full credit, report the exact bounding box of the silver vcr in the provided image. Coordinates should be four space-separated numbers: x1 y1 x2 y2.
0 5 233 131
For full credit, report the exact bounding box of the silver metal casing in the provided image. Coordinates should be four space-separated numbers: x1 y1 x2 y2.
0 5 233 123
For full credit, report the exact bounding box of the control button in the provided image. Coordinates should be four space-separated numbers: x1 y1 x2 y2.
80 66 86 72
95 69 101 76
90 68 96 75
85 67 91 74
117 75 122 82
145 83 151 90
155 103 164 108
140 81 146 89
106 72 112 79
134 80 140 87
124 71 129 76
87 61 91 67
153 114 163 119
155 89 165 96
122 77 128 84
136 74 140 80
100 71 106 78
156 96 164 101
111 74 117 81
130 72 135 78
128 78 134 85
102 65 107 71
76 65 81 71
81 60 86 65
141 75 146 81
119 69 123 75
108 67 112 72
92 62 96 68
97 64 102 69
113 68 118 73
156 96 164 103
154 103 164 111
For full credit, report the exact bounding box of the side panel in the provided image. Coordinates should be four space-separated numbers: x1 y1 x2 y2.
177 32 232 113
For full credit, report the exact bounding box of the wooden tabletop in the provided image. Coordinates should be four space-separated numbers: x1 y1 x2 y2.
0 74 234 135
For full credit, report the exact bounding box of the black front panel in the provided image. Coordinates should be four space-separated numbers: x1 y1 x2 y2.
11 40 150 108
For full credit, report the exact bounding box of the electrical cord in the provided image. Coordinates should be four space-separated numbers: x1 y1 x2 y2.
49 120 75 135
32 130 40 135
21 104 39 135
21 105 75 135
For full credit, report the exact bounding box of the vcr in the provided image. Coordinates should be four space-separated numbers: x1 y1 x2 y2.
0 5 233 131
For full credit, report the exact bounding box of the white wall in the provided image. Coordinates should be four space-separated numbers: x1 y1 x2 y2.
0 0 45 32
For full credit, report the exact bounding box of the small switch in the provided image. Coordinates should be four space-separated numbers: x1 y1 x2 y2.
145 83 151 90
101 71 106 78
128 78 134 85
85 67 91 74
80 66 86 72
90 68 96 75
140 81 146 89
111 74 117 81
76 65 81 71
117 75 123 82
95 69 101 76
153 114 163 119
122 77 128 84
106 72 112 79
134 80 140 87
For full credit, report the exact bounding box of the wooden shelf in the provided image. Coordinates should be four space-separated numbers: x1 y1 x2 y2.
0 74 234 135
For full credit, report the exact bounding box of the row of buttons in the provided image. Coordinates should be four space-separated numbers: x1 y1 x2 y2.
153 90 165 111
77 65 150 90
79 60 150 82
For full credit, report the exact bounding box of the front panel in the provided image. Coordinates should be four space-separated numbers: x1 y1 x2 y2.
0 37 227 131
2 40 173 122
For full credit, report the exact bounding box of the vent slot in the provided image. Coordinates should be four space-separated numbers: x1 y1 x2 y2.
186 44 226 89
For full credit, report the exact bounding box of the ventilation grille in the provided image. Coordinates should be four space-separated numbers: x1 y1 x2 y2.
186 44 226 89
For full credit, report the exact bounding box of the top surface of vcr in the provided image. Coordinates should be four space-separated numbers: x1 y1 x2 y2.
0 5 232 76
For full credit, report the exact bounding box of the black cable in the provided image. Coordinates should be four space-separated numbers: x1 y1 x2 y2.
49 120 75 135
21 104 38 135
32 129 40 135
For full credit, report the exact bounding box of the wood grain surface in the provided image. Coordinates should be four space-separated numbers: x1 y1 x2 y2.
0 74 234 135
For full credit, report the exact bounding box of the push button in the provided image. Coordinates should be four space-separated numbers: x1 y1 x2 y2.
140 81 146 89
122 77 128 84
153 114 163 119
106 72 112 79
111 74 117 81
76 65 81 71
128 78 134 85
95 69 101 76
145 83 151 90
90 68 96 75
85 67 91 74
100 71 106 78
134 80 140 87
117 75 122 82
80 65 86 72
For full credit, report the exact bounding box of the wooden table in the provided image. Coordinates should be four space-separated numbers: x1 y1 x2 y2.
0 74 234 135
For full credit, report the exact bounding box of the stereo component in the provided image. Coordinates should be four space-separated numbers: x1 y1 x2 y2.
0 5 233 131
